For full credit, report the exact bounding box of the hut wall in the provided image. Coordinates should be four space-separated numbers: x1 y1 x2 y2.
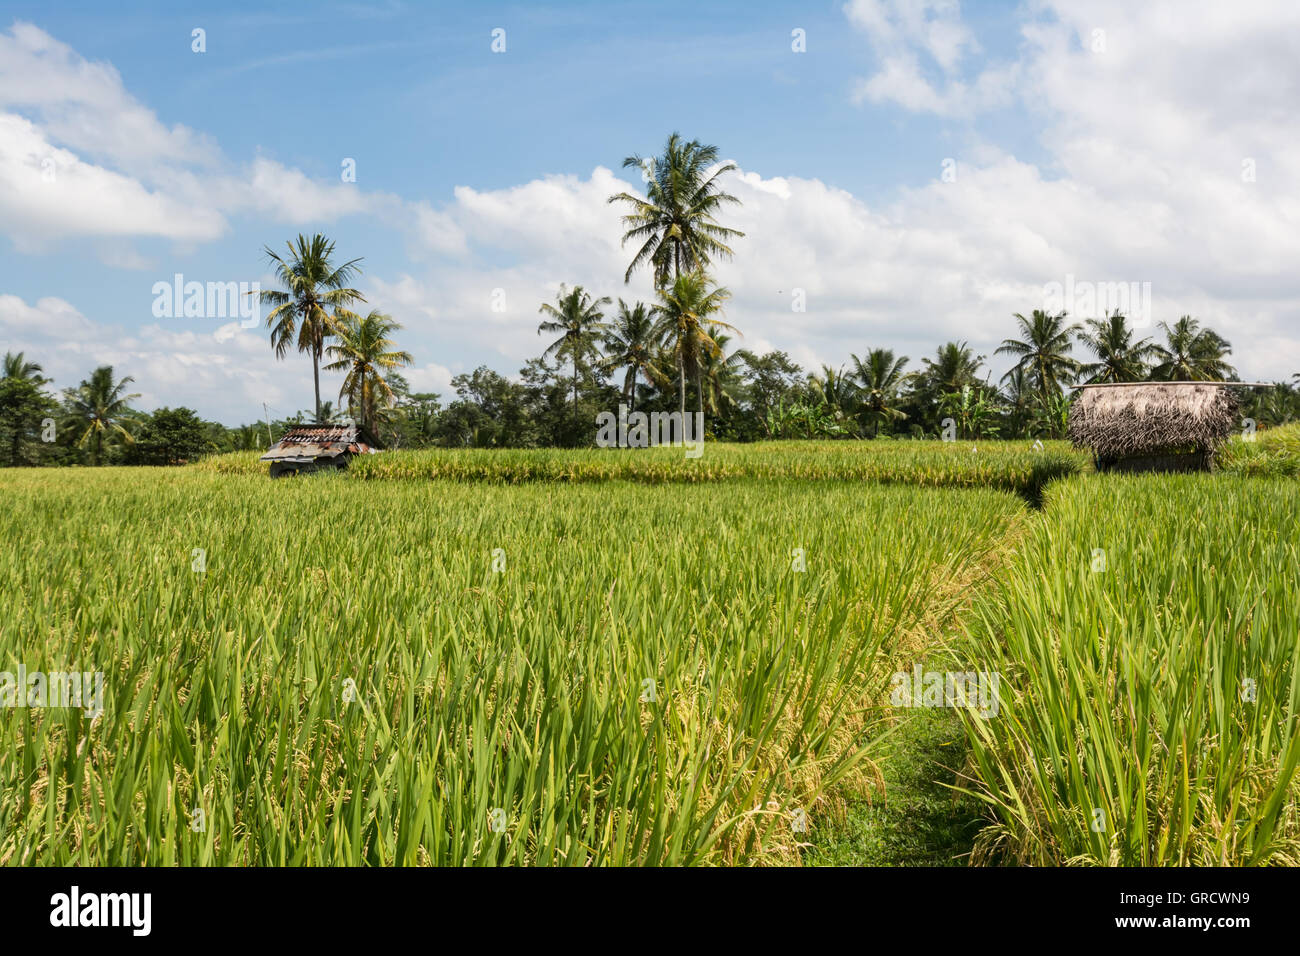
1098 450 1214 473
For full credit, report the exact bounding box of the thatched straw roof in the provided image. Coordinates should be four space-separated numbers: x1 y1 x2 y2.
1068 382 1240 459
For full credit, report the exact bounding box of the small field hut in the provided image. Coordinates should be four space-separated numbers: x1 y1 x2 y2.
1068 381 1246 473
260 423 380 477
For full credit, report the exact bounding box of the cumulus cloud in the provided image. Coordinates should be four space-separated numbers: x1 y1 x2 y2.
0 22 398 249
0 21 216 170
384 130 1298 384
846 0 1018 115
0 293 331 419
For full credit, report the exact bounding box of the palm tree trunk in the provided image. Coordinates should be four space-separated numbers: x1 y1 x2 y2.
312 344 322 423
673 246 685 442
573 353 579 444
677 351 686 441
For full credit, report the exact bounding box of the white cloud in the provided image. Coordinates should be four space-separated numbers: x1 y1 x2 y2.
834 0 1300 377
386 144 1299 384
0 114 227 246
0 293 337 420
0 21 216 170
0 293 99 338
0 22 400 250
234 157 389 223
404 362 455 396
845 0 977 71
846 0 1017 115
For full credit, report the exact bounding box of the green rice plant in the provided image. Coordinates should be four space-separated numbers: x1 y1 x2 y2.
1217 422 1300 477
0 469 1019 865
196 439 1086 498
956 475 1300 865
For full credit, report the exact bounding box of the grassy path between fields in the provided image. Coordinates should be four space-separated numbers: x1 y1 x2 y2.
807 707 982 866
807 502 1033 867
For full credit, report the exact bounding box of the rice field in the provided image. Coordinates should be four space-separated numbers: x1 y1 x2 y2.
1218 422 1300 477
3 441 1296 867
957 475 1300 865
197 439 1086 498
0 468 1018 865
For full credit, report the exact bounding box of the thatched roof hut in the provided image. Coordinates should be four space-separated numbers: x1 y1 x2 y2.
1068 382 1242 472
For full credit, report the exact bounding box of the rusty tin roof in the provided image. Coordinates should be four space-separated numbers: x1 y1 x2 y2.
260 423 380 462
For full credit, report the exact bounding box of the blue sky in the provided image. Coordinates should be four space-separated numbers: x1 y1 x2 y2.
1 1 1297 423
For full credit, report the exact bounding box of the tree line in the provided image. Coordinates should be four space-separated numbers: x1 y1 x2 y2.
2 133 1297 465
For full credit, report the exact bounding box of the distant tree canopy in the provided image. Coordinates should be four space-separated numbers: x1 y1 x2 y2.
4 308 1296 468
0 376 56 467
2 140 1292 463
125 407 212 465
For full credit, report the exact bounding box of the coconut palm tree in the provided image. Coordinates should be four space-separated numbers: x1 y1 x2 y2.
1150 316 1235 381
1075 311 1159 383
810 365 856 413
922 342 984 393
324 310 413 438
2 351 48 386
996 310 1080 411
909 342 985 434
600 300 661 413
698 332 744 417
257 234 365 422
64 365 139 465
652 270 735 423
538 285 611 435
608 133 745 288
850 348 909 437
1000 365 1034 437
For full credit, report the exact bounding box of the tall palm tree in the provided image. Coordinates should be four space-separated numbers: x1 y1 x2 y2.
2 351 48 386
1075 311 1159 383
608 133 745 288
1150 316 1235 381
324 310 413 438
600 300 661 413
850 348 909 437
652 270 735 422
257 234 365 422
64 365 139 465
538 285 611 434
996 310 1080 411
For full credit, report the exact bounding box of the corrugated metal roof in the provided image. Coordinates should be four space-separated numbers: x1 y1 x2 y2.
273 424 364 444
259 423 380 462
